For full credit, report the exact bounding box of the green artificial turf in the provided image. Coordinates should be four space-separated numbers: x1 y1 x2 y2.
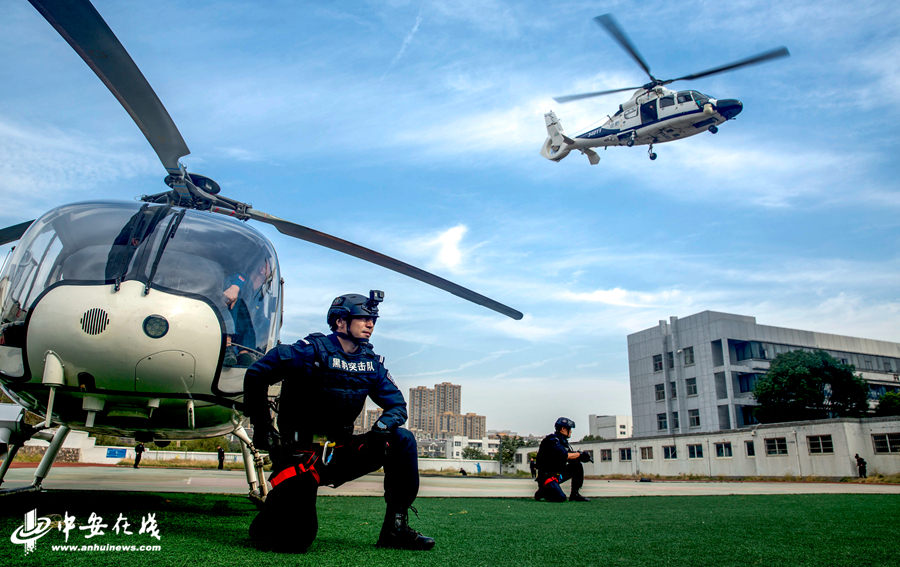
0 491 897 567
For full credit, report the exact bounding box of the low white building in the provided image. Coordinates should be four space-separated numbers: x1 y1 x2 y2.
588 414 632 440
514 416 900 478
444 436 501 460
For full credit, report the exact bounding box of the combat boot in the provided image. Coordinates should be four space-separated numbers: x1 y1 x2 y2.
569 489 590 502
375 507 435 550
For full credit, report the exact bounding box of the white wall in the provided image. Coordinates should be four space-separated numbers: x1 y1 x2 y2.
514 416 900 478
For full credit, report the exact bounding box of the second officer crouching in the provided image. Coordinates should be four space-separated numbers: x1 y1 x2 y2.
534 417 592 502
243 291 435 553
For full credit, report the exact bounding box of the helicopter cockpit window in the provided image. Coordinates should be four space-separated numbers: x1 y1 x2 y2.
690 91 710 107
677 92 693 104
0 202 280 382
659 95 675 109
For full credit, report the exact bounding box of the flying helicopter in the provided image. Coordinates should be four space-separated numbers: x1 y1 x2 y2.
0 0 522 499
540 14 789 164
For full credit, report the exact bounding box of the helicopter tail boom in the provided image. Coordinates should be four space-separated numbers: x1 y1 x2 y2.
540 111 600 165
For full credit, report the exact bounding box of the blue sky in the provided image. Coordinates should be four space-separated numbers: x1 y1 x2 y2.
1 0 898 437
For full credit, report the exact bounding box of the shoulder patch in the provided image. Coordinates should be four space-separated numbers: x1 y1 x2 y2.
385 371 397 387
301 339 310 346
379 355 385 364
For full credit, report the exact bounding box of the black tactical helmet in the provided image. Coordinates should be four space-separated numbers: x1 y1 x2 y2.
327 290 384 330
555 417 575 431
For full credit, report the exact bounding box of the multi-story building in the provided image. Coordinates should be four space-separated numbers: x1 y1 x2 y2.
408 382 486 441
628 311 900 438
464 413 486 439
588 415 632 439
434 382 461 415
408 386 436 433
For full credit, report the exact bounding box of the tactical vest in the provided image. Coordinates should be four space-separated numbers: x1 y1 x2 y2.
278 333 385 443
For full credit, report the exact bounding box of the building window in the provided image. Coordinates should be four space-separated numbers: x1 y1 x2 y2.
641 447 653 460
741 406 759 426
688 444 703 459
686 378 698 396
655 384 666 401
765 437 788 456
619 425 626 429
672 412 679 429
454 441 461 446
515 454 522 463
745 440 755 457
865 360 873 370
657 413 668 431
620 448 632 461
689 409 700 428
600 449 612 462
684 346 695 366
872 433 900 454
667 352 674 369
738 373 762 393
670 381 677 399
715 442 733 458
803 435 832 455
663 446 677 460
653 355 663 372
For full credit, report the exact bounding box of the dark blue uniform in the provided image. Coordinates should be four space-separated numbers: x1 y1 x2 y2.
224 271 269 356
535 432 584 502
243 332 419 552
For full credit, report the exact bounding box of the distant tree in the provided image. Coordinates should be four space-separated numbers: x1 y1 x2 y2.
579 434 604 443
461 447 487 460
753 350 869 423
874 391 900 417
496 436 527 470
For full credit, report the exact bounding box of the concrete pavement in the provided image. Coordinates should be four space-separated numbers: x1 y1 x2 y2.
3 465 899 497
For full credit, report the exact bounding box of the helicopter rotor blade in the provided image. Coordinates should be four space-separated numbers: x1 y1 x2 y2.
0 221 35 246
29 0 190 175
666 46 790 84
241 209 523 321
594 14 655 82
553 85 643 104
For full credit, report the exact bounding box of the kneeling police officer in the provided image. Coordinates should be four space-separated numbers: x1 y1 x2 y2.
534 417 592 502
243 291 435 553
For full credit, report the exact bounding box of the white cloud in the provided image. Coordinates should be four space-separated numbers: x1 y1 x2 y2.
558 288 684 308
382 11 422 80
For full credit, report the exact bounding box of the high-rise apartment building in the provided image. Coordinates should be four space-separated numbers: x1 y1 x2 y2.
408 386 436 432
434 382 461 415
408 382 485 440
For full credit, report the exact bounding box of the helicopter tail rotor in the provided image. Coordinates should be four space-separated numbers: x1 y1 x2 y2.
539 111 573 162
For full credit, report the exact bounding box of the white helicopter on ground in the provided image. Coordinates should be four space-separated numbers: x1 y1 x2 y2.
0 0 522 499
541 14 789 164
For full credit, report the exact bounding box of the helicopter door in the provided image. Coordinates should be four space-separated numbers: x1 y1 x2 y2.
640 100 658 124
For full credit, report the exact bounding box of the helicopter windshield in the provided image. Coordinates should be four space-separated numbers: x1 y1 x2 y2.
0 201 280 378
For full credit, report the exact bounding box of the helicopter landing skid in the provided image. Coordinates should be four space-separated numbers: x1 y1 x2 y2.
232 424 269 503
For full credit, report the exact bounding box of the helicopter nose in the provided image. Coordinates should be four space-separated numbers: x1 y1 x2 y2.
715 99 743 119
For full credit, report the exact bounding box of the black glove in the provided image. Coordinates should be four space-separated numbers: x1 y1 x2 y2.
360 420 391 459
579 451 593 463
252 422 280 451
